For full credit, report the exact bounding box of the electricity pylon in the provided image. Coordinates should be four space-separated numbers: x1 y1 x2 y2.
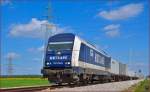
7 55 13 76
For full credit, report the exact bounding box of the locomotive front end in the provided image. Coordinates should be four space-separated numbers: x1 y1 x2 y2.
45 41 73 68
41 33 75 83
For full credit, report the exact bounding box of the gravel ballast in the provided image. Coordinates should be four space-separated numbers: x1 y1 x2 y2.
38 79 143 92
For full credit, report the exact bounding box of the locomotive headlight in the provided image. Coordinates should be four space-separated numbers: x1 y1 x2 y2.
65 62 70 64
46 62 51 65
46 62 50 65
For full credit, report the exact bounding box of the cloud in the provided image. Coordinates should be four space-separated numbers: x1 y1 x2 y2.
9 18 70 39
99 3 143 20
28 45 44 53
134 62 148 67
103 24 120 38
94 44 109 51
128 62 148 75
37 45 44 52
5 52 20 60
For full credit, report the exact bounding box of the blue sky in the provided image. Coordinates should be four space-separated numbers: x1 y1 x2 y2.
1 0 149 76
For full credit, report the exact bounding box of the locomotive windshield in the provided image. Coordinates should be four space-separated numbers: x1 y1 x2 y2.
48 42 73 51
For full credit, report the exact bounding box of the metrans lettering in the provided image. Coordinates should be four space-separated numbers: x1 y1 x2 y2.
49 56 68 60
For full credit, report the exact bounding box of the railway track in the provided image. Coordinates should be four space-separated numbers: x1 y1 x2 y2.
0 80 131 92
0 85 59 92
0 83 83 92
0 82 97 92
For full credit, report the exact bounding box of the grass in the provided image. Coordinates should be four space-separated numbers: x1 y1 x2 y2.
123 79 150 92
134 79 150 92
0 77 49 88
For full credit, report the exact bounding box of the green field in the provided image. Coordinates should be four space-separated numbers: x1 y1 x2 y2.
0 77 49 88
134 79 150 92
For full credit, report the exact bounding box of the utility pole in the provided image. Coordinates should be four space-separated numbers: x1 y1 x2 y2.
129 49 131 65
129 48 132 80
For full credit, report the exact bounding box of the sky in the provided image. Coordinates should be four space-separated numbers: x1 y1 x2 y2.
0 0 149 76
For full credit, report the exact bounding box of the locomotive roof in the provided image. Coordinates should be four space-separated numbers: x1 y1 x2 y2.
48 33 110 57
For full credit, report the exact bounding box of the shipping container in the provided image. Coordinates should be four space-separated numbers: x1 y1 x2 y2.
110 59 119 75
119 63 127 75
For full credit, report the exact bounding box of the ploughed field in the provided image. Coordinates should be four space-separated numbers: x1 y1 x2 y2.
0 77 49 88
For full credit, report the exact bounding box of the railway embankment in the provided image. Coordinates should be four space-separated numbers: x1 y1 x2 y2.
38 79 143 92
123 78 150 92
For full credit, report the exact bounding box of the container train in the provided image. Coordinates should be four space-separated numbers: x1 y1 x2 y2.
41 33 140 84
